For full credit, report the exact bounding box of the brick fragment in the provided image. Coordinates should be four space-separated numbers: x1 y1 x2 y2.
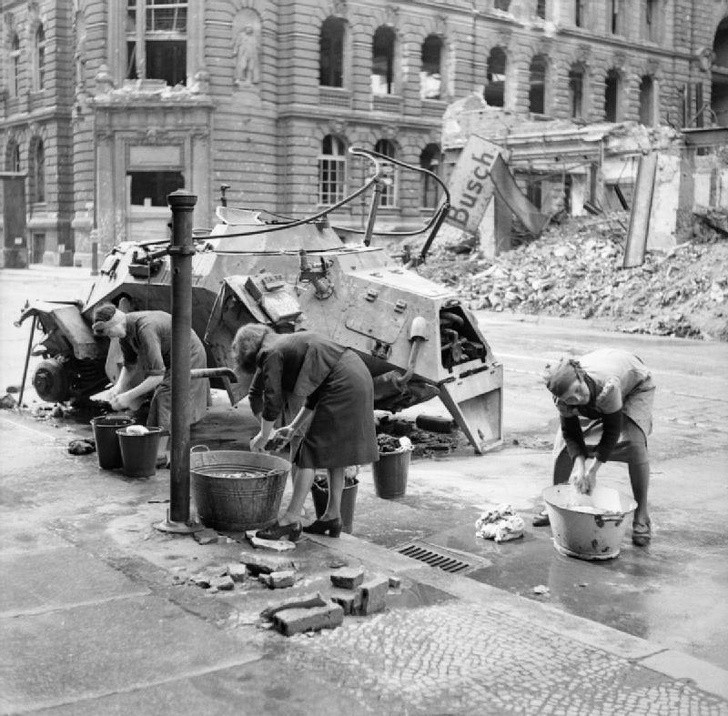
189 574 212 588
330 566 365 590
273 603 344 636
211 575 235 591
388 576 402 589
193 528 219 545
259 570 295 589
356 578 389 615
330 590 361 615
226 563 247 583
241 553 295 576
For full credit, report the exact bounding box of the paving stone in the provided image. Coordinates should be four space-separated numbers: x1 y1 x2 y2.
330 566 365 590
226 563 247 583
356 578 389 616
273 603 344 636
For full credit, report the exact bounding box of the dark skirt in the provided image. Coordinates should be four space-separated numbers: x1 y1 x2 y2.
296 350 378 469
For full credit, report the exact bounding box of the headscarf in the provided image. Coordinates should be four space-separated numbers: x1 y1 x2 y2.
91 304 125 336
542 357 585 397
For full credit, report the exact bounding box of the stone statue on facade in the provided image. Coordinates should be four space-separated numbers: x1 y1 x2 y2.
233 11 261 87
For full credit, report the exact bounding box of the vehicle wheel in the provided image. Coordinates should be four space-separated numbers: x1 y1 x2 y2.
33 358 70 403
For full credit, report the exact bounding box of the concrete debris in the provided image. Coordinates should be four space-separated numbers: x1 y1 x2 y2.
68 439 95 455
189 574 212 589
533 585 550 596
475 505 525 543
357 578 389 616
0 393 17 410
260 592 327 620
272 602 344 636
241 554 296 576
193 528 219 545
388 576 402 589
330 567 365 590
226 563 247 583
259 570 296 589
246 531 297 551
330 590 361 615
211 575 235 591
416 213 728 341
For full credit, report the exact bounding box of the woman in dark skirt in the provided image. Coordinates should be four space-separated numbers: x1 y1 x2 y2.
232 325 378 540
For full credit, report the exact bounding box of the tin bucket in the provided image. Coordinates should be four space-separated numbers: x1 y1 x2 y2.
372 448 411 499
91 415 135 470
544 485 637 561
190 448 290 531
116 426 167 478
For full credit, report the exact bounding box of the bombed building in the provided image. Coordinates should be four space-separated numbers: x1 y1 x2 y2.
1 0 726 268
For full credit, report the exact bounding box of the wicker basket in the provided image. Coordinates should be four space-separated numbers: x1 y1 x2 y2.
190 448 290 531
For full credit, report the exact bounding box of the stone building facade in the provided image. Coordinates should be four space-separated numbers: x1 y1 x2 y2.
1 0 726 267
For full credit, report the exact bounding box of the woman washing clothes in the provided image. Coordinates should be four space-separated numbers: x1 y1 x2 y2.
232 325 378 541
91 304 210 466
534 348 656 546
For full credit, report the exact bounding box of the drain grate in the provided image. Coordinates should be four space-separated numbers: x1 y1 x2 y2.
396 542 474 574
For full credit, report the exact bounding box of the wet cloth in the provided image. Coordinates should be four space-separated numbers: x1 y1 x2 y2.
119 311 209 429
249 332 378 469
556 349 655 463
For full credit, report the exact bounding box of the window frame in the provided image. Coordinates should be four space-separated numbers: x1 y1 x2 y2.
10 33 21 96
374 139 398 208
568 65 585 119
320 16 346 88
34 24 46 91
318 135 347 206
484 47 507 108
529 55 547 114
371 26 396 96
31 139 45 204
420 34 443 101
419 143 442 209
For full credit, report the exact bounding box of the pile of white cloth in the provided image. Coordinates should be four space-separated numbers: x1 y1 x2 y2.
475 504 525 543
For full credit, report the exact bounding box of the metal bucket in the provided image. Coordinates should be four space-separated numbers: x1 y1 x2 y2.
372 448 411 499
190 448 290 531
544 485 637 561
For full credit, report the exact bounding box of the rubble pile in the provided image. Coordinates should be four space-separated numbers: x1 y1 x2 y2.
416 213 728 341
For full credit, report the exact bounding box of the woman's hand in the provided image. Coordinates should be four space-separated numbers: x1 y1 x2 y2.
267 426 294 450
249 431 268 453
569 456 590 494
110 393 133 411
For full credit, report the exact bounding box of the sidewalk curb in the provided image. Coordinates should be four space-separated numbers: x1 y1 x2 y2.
309 532 728 702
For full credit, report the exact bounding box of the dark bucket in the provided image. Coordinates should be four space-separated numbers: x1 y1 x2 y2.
372 448 411 499
91 415 135 470
311 477 358 534
116 426 166 478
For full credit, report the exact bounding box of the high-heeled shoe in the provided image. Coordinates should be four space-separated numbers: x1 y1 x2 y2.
256 521 302 542
302 517 342 538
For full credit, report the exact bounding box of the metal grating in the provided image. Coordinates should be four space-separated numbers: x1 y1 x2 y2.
396 542 472 574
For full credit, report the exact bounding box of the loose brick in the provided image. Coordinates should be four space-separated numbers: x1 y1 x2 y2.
264 570 296 589
388 576 402 589
330 566 365 590
330 589 361 615
273 603 344 636
241 554 295 576
356 578 389 616
211 575 235 591
226 563 247 583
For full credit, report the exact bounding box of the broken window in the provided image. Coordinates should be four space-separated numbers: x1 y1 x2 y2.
484 47 506 107
536 0 547 20
372 26 396 96
575 0 586 27
609 0 622 35
126 0 187 86
10 33 20 96
421 35 443 100
34 24 46 90
128 170 184 206
375 139 397 207
526 179 542 210
605 69 620 122
6 142 21 172
645 0 658 41
318 135 346 205
568 65 584 119
494 0 511 11
31 139 45 203
639 75 655 126
529 55 547 114
320 17 345 87
712 17 728 126
420 143 441 209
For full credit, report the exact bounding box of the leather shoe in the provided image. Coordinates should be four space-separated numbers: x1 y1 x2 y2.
532 511 550 527
303 517 342 538
256 521 302 542
632 519 651 547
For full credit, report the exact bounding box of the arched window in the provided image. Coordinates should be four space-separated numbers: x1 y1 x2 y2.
529 55 547 114
31 139 45 203
35 24 46 90
639 75 655 126
484 47 506 107
374 139 397 207
568 64 585 119
318 135 346 205
10 33 21 96
420 35 442 100
6 141 21 172
419 143 441 209
605 68 620 122
320 17 345 87
126 0 188 85
372 26 395 96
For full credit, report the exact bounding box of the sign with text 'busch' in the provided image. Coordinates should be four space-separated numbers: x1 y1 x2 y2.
445 135 502 234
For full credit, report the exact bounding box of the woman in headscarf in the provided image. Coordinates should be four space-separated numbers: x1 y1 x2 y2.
535 348 655 546
232 324 378 541
91 303 210 466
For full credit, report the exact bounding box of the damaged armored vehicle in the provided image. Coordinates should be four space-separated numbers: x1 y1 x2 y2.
16 149 503 453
